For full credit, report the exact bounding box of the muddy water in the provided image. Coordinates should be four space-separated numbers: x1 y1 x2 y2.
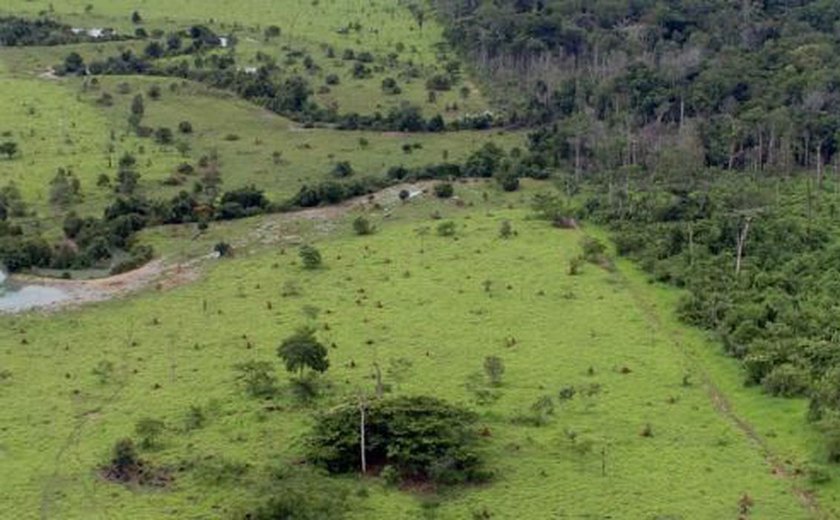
0 271 73 313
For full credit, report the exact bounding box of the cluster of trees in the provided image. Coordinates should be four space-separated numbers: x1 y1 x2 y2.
65 28 500 132
308 395 490 486
0 16 126 46
58 25 223 77
437 0 840 175
577 174 840 459
291 142 543 207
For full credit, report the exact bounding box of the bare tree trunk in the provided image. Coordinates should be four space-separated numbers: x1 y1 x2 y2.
688 222 694 268
735 217 752 276
816 140 824 191
359 397 367 474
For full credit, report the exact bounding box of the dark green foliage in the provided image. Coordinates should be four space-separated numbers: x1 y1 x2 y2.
60 52 86 75
352 215 374 235
213 241 233 257
434 182 454 198
178 120 193 133
154 127 173 144
49 168 82 207
331 161 354 178
0 141 18 159
483 356 505 386
436 0 840 174
437 221 456 237
496 172 519 192
298 245 322 269
381 77 401 95
233 361 278 398
499 220 513 239
130 94 145 117
244 467 350 520
307 395 489 486
101 438 170 486
0 16 124 46
277 327 329 377
135 417 165 449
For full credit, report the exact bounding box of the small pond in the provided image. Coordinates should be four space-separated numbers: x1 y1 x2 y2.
0 270 73 313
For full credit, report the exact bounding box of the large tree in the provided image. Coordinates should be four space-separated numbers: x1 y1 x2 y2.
277 327 329 377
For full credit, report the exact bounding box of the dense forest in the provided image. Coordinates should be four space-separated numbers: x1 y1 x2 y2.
428 0 840 457
435 0 840 177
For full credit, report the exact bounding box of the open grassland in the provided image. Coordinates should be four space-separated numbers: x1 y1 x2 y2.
0 183 827 519
0 0 489 118
0 70 520 234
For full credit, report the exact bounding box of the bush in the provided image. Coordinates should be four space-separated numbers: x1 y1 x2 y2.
483 356 505 386
178 120 193 133
213 241 233 257
762 363 810 397
497 173 520 192
244 467 350 520
307 396 489 485
331 161 354 178
233 361 277 398
426 74 453 91
437 221 456 237
352 215 374 236
299 245 322 269
434 182 454 198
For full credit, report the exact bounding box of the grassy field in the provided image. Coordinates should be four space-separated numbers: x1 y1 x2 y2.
0 0 506 237
3 2 840 519
0 182 828 519
0 71 519 231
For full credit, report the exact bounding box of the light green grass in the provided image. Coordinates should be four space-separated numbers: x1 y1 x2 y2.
0 71 522 234
0 184 817 519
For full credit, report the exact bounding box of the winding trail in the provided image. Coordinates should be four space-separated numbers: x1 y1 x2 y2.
3 181 442 314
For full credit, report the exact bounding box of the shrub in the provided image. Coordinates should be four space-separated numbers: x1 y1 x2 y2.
437 221 456 237
135 417 165 449
352 215 374 235
434 182 454 198
213 241 233 257
499 220 513 238
233 361 277 398
483 356 505 386
331 161 354 178
299 245 322 269
178 120 193 133
762 363 810 397
426 74 453 91
497 173 520 192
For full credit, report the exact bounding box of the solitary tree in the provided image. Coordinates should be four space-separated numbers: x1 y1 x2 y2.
277 327 329 378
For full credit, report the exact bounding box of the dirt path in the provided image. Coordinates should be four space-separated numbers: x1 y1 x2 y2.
3 181 445 314
615 262 829 519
